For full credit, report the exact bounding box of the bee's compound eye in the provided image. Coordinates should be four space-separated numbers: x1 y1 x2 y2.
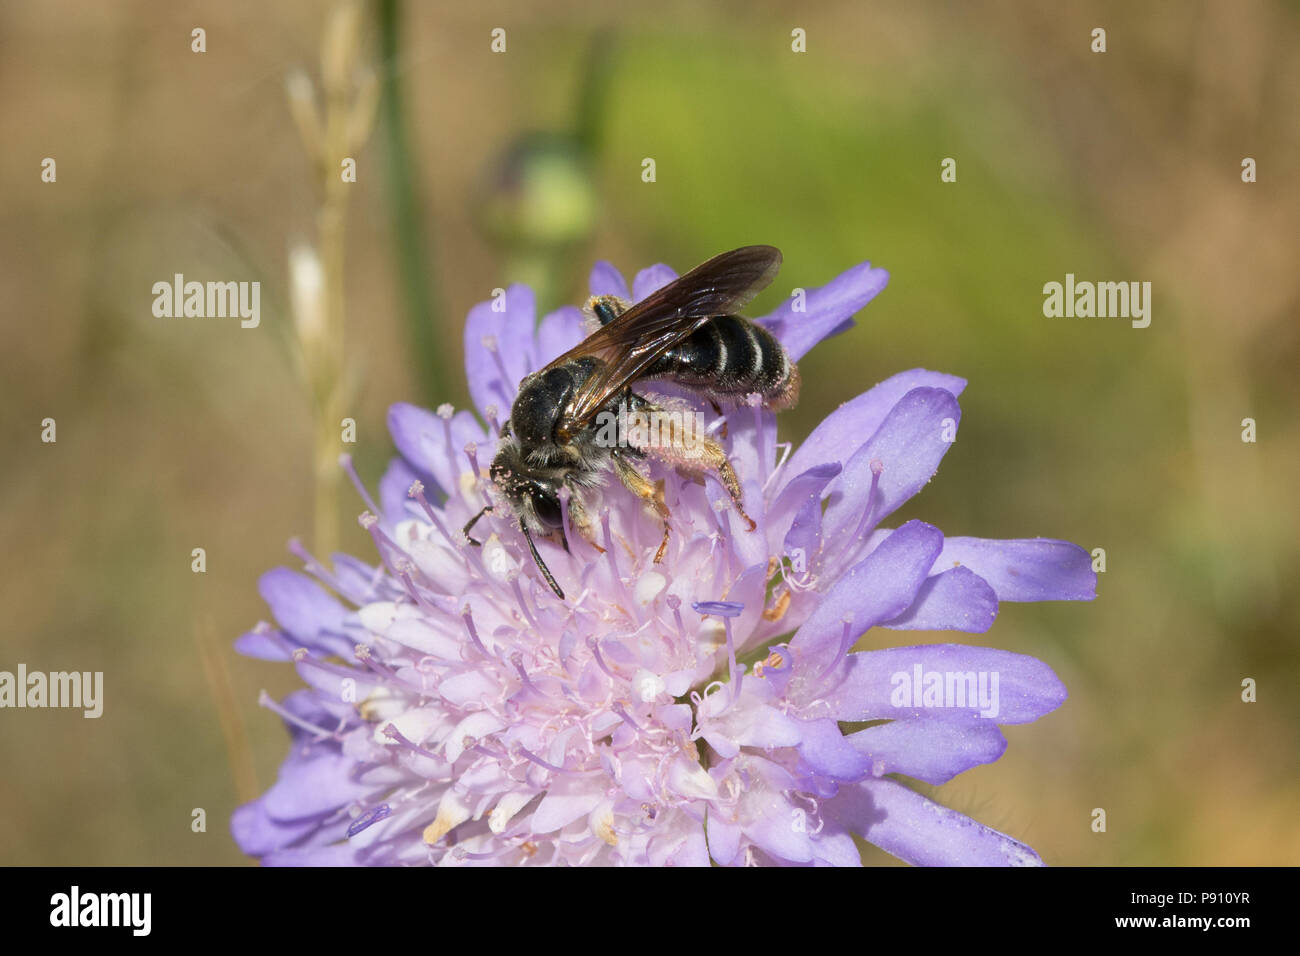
531 488 564 530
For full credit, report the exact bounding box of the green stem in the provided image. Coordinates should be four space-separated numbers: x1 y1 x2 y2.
376 0 442 408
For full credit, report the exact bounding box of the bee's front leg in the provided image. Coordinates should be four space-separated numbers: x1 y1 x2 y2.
563 487 605 554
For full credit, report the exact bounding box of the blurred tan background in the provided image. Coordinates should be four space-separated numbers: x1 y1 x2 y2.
1 0 1297 865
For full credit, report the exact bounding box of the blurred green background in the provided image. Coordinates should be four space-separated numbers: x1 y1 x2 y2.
2 0 1297 865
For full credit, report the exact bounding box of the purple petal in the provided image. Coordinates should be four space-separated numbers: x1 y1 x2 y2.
757 261 889 362
462 284 538 418
633 264 677 301
589 260 630 298
258 567 351 657
386 403 487 500
848 718 1007 784
278 690 350 741
826 644 1068 724
262 749 377 819
828 778 1044 866
782 494 822 577
230 798 321 856
767 462 841 548
933 537 1097 602
882 566 999 632
796 718 874 781
536 305 586 366
789 520 943 668
378 456 420 526
325 553 387 607
783 369 967 482
262 843 361 867
233 626 294 661
823 387 961 540
809 822 863 867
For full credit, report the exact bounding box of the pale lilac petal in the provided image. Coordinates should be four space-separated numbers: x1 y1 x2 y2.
829 778 1044 866
848 718 1007 784
882 566 999 632
722 405 777 492
647 817 709 867
707 813 743 865
809 822 863 867
826 644 1068 724
746 801 813 864
530 777 603 833
757 261 889 361
933 537 1097 602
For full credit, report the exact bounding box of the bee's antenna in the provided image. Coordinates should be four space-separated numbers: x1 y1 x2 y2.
520 520 565 600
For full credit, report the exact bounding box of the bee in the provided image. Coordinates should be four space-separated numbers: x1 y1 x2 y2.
466 245 799 599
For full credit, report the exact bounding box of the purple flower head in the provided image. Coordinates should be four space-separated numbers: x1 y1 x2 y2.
232 253 1095 866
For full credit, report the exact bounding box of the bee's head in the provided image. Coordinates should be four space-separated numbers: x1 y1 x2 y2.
490 441 565 532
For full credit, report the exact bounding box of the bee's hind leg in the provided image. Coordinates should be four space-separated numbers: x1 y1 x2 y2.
611 452 672 563
650 431 757 533
623 399 757 537
693 435 757 533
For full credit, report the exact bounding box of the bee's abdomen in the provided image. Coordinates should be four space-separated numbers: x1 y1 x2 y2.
647 315 794 404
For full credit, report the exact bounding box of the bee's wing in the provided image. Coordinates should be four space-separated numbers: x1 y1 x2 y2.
543 245 782 428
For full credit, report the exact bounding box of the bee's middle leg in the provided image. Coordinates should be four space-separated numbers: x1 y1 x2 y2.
611 451 672 563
